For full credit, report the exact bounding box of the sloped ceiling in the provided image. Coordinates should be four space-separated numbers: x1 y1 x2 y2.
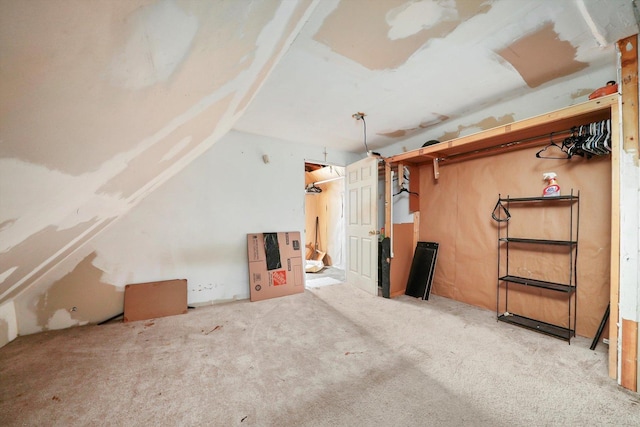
0 0 638 305
235 0 639 152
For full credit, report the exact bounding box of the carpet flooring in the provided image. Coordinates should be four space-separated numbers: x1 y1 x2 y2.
1 283 638 426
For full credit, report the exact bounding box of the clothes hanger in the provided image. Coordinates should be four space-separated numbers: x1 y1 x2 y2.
603 119 612 152
536 133 570 159
393 185 419 197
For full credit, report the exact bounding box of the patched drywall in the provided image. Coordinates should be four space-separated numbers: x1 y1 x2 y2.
498 22 588 88
314 0 490 70
96 93 235 199
15 252 122 334
0 220 100 300
0 0 317 310
234 0 317 114
68 131 358 316
0 0 290 175
107 0 198 90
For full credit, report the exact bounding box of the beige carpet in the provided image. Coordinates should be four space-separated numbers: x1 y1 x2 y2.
1 283 638 426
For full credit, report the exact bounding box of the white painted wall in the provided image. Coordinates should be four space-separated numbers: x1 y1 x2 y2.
14 131 360 336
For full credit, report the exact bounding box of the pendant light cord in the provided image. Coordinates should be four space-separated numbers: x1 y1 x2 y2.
361 116 369 153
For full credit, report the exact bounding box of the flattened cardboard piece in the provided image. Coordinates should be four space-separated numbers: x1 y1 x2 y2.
123 279 188 323
390 223 414 297
248 232 304 302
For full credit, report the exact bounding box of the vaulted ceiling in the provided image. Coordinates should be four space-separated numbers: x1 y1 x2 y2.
0 0 638 304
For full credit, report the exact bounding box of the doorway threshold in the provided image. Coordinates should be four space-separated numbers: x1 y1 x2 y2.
305 266 346 288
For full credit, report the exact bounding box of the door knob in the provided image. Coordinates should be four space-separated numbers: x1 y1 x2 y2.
369 230 380 235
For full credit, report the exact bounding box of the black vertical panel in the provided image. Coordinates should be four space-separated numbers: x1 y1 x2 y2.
405 242 439 300
380 237 391 298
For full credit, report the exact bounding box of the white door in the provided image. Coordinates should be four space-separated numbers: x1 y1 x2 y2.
346 156 379 295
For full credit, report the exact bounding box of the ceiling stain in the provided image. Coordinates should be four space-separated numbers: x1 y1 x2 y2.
420 113 450 128
32 252 122 329
435 113 515 142
378 129 410 138
314 0 491 70
498 22 588 88
378 113 450 138
570 88 594 99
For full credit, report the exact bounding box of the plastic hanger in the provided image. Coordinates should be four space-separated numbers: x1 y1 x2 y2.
536 133 570 159
393 185 419 197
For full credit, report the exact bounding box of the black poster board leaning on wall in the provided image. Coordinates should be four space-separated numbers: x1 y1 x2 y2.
405 242 439 300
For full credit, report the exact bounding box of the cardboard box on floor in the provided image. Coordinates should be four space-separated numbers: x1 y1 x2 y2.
247 232 304 302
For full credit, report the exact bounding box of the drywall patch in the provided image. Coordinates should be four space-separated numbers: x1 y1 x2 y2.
386 0 457 40
497 22 588 88
97 93 234 199
33 252 123 331
0 158 130 253
0 0 263 176
0 267 18 284
108 0 198 90
0 219 99 302
435 113 515 141
160 136 193 162
234 0 315 115
314 0 491 70
47 309 84 330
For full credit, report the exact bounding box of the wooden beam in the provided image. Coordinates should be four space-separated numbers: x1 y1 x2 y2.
621 319 638 391
619 35 639 153
609 101 621 380
408 164 420 213
384 160 391 251
617 34 639 391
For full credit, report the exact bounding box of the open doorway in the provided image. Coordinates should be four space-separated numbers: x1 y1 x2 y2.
304 162 346 288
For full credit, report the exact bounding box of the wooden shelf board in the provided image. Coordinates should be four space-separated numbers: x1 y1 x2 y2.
386 94 618 166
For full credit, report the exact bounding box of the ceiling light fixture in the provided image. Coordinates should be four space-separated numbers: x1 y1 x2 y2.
352 111 381 157
352 111 371 154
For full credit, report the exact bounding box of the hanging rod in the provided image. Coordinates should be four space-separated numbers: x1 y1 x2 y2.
437 128 575 165
306 176 345 190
